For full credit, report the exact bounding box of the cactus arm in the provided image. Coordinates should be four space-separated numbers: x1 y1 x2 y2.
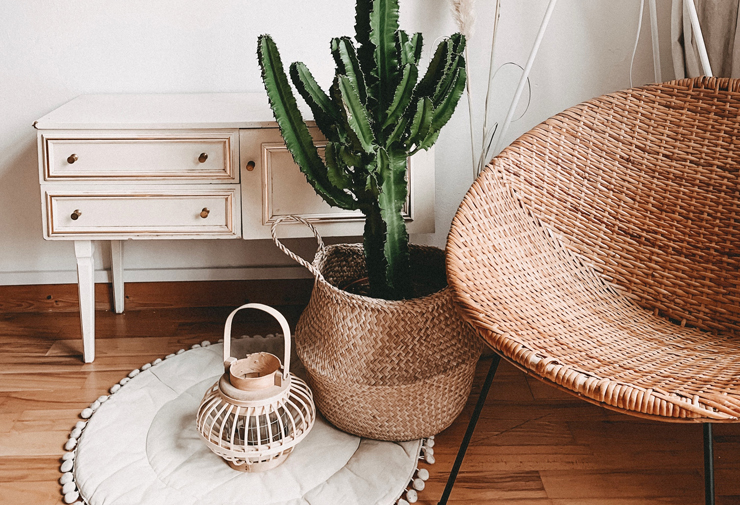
325 142 354 191
289 62 344 143
382 63 418 130
431 67 467 131
411 67 467 154
386 115 409 146
369 0 401 124
331 37 368 105
405 97 433 149
258 34 356 210
377 147 411 298
337 76 377 154
397 31 422 66
415 38 450 98
432 36 466 105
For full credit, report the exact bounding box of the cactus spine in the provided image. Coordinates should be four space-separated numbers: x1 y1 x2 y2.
258 0 466 300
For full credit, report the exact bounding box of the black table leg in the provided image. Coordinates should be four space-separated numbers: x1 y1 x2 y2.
438 353 501 505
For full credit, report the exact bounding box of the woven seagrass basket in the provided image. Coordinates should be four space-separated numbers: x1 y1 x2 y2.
272 216 482 441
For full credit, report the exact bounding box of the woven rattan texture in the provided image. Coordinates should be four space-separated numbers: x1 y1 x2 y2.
297 244 482 441
447 77 740 422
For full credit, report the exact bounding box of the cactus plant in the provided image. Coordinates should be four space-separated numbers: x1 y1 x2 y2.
258 0 466 300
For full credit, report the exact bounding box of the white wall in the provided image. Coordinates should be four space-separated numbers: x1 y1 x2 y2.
0 0 673 285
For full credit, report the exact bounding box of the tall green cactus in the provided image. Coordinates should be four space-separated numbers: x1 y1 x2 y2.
258 0 466 300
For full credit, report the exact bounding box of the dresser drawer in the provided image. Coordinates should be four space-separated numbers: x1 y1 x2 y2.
39 130 239 182
42 185 241 239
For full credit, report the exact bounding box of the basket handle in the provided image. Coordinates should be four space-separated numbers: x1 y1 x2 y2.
271 215 325 281
222 303 292 379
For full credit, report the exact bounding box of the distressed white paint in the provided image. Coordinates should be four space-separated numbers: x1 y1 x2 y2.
1 0 671 285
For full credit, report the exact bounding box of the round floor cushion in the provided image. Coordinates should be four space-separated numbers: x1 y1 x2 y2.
66 338 430 505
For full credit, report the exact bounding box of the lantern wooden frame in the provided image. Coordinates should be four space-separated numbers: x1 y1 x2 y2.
196 303 316 472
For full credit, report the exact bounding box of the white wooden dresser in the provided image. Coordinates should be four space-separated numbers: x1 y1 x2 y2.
34 94 435 362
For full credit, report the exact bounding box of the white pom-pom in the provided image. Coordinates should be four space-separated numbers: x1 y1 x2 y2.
422 447 434 457
119 377 130 386
74 421 87 430
412 478 425 491
80 408 93 419
62 452 75 461
90 400 101 411
397 499 410 505
191 344 201 349
217 339 224 343
97 395 109 403
62 481 76 494
60 459 74 473
406 489 418 503
128 369 140 378
64 491 79 504
176 349 185 355
59 472 74 485
424 438 435 448
265 334 275 339
64 438 77 451
141 363 152 370
70 428 82 440
165 354 175 360
201 340 211 347
152 358 162 366
428 435 435 440
417 468 429 481
110 384 121 394
425 453 436 464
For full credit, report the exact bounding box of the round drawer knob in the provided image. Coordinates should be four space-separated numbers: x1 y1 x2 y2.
70 209 82 221
200 208 210 219
67 154 78 164
246 160 255 172
198 153 208 163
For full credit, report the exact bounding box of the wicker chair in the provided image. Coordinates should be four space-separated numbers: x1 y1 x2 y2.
445 77 740 504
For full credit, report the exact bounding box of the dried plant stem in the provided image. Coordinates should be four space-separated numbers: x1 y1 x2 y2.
478 0 501 177
464 46 477 181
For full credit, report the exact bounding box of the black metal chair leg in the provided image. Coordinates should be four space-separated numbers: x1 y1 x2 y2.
704 423 715 505
438 353 501 505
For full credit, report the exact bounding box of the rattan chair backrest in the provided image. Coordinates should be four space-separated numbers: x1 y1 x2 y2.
494 77 740 335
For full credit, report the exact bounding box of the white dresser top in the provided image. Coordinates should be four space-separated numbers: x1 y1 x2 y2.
33 93 310 130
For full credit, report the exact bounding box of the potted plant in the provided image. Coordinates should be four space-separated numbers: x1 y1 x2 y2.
260 0 482 441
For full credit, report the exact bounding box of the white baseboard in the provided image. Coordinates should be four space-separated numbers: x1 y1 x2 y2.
0 266 311 286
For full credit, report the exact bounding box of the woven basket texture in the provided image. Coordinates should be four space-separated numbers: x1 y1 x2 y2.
447 76 740 422
296 243 482 441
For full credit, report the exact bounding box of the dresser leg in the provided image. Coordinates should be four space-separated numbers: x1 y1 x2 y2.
111 240 124 314
74 240 96 363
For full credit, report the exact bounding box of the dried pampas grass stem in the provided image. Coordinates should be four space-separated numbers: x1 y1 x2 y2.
450 0 477 179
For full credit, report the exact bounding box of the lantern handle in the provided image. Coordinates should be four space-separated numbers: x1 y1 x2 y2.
222 303 292 379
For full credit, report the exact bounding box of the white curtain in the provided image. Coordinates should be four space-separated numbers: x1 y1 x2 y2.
672 0 740 78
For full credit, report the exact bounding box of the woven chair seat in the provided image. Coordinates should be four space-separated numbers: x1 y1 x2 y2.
447 77 740 422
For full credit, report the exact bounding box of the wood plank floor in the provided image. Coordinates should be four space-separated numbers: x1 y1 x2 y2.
1 285 738 504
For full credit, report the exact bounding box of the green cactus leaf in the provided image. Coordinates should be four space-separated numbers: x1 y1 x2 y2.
331 37 368 104
415 37 450 99
338 75 376 154
325 142 354 191
369 0 401 123
377 148 410 298
338 144 363 169
432 66 467 131
289 62 344 143
382 63 417 129
257 34 356 210
406 97 433 148
386 114 409 147
397 30 422 66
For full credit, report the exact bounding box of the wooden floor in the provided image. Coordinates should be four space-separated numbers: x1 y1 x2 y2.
1 282 738 504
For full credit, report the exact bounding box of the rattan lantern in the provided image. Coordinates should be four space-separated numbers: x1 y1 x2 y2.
196 303 316 472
